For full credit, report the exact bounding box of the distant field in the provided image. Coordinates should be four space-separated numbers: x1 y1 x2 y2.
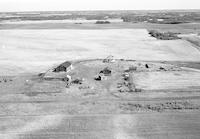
1 22 200 34
1 10 200 24
0 29 200 75
0 19 123 24
1 10 200 34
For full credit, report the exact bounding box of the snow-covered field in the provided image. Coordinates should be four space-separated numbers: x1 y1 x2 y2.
0 29 200 75
0 19 123 24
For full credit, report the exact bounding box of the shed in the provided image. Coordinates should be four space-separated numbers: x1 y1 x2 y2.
94 74 107 81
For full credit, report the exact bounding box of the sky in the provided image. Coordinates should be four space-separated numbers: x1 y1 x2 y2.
0 0 200 12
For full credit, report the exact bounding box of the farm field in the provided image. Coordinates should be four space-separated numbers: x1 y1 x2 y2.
0 29 200 75
1 10 200 139
1 59 200 139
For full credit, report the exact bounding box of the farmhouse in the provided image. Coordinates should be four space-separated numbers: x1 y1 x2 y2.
94 67 112 81
53 61 72 73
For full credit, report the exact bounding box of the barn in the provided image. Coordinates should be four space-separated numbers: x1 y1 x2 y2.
53 61 72 73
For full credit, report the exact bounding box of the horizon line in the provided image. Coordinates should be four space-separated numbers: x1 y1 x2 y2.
1 8 200 13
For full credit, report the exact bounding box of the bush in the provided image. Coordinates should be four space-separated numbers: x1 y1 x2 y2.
95 20 110 24
148 30 180 40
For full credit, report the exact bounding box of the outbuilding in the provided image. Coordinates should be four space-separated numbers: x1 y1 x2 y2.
100 67 112 76
53 61 72 73
103 55 115 63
